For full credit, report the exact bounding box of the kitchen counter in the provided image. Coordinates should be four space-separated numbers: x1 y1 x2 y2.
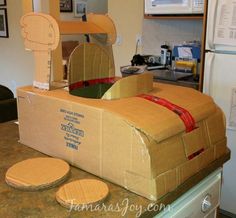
0 121 230 218
122 69 199 90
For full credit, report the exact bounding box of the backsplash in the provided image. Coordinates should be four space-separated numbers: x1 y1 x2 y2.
142 19 203 56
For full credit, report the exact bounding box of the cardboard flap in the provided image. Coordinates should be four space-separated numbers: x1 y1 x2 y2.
68 43 115 85
182 127 205 159
102 72 153 100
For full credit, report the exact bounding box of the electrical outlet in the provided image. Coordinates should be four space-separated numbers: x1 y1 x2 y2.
136 34 142 46
115 35 122 46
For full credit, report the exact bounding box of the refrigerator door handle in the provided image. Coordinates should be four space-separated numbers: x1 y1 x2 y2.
207 0 218 50
204 52 215 95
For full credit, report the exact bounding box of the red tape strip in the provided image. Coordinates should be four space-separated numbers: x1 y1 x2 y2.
138 94 196 133
69 77 117 91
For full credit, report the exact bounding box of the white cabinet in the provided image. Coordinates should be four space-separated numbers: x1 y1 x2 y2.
155 168 222 218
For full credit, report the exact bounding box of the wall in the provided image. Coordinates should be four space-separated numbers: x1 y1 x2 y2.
108 1 202 75
108 0 144 76
142 19 203 55
0 0 34 96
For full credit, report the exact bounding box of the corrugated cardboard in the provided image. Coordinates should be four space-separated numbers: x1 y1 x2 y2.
56 179 109 208
20 13 60 90
5 158 70 190
68 43 115 85
17 82 228 200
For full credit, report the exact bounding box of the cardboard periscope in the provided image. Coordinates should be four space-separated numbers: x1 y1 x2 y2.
18 13 228 200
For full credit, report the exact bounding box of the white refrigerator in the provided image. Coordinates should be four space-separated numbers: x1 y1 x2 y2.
204 0 236 214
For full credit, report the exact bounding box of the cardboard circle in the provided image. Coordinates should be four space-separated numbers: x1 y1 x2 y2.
5 157 70 190
56 179 109 209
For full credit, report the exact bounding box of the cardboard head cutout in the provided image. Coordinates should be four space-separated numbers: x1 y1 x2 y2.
20 13 60 90
20 12 59 51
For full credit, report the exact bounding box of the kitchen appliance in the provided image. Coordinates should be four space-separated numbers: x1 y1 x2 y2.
145 0 204 15
204 0 236 214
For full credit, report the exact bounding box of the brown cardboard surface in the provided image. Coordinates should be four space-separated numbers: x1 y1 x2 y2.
205 108 226 145
18 83 216 143
68 43 115 85
20 13 60 90
87 14 117 45
182 127 205 158
214 138 227 159
102 73 153 100
17 82 228 200
20 10 117 88
5 158 70 190
56 179 109 209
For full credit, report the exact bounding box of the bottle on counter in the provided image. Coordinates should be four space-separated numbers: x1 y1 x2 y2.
166 49 172 67
161 43 172 67
161 44 168 66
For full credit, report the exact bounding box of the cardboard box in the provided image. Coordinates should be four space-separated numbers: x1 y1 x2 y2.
17 82 227 200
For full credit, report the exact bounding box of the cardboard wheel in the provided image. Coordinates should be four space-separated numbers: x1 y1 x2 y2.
5 157 70 190
56 179 109 209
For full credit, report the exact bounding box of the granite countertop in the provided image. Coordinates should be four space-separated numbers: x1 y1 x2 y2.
0 121 230 218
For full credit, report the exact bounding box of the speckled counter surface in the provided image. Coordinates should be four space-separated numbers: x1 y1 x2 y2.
0 121 230 218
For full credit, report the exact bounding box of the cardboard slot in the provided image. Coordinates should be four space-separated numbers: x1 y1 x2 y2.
182 127 205 158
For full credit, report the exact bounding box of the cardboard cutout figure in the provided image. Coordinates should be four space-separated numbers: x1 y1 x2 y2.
20 13 60 90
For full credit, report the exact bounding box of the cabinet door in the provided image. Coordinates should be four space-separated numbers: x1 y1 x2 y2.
155 168 222 218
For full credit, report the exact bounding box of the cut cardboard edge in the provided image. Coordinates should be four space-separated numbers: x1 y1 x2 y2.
5 157 70 191
5 171 70 191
